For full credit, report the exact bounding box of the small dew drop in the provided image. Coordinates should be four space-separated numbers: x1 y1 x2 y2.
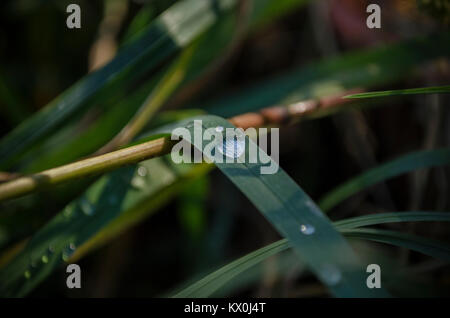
41 255 49 264
24 270 31 279
62 247 75 262
215 126 224 133
319 264 342 286
137 166 148 177
300 224 315 235
69 243 76 251
48 245 55 253
80 198 95 216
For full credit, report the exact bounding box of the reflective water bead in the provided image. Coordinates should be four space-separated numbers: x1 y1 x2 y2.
300 224 315 235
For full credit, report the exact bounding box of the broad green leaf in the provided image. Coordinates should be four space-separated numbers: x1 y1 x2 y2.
175 211 450 297
345 85 450 99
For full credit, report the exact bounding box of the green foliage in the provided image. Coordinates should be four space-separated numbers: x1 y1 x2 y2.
0 0 449 298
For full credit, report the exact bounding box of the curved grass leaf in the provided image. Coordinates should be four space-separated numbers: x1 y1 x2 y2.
319 148 450 212
342 228 450 262
175 211 450 297
344 85 450 99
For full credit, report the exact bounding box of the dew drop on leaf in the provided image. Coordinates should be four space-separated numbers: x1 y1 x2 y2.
300 224 315 235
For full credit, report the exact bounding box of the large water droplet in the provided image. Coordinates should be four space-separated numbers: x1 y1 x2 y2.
319 264 342 286
24 270 31 279
216 136 245 159
300 224 315 235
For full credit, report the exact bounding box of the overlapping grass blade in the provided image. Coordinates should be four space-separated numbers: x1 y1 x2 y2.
319 148 450 212
344 85 450 99
342 228 450 262
174 211 450 297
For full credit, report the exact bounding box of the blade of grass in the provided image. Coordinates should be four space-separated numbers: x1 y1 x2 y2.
174 211 450 297
177 115 388 297
344 85 450 99
207 32 450 118
318 148 450 212
342 228 450 262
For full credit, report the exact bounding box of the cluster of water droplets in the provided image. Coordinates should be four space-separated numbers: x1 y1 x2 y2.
23 242 77 280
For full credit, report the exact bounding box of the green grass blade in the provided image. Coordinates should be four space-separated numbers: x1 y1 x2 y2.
342 228 450 262
344 85 450 99
175 211 450 297
334 211 450 229
208 32 450 118
319 148 450 212
176 115 388 297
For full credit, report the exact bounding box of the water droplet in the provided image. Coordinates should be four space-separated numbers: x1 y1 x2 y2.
24 270 31 279
300 224 315 235
319 264 342 286
215 126 224 133
80 197 95 216
137 166 148 177
62 253 69 262
216 136 245 159
61 243 76 262
41 255 49 264
48 245 55 253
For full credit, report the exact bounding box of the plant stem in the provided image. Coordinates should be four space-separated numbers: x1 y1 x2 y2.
0 137 174 201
